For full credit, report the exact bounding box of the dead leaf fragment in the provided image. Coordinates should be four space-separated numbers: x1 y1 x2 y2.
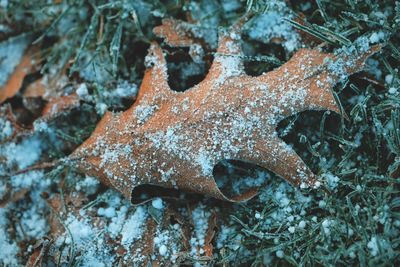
0 34 40 103
41 93 80 118
153 18 195 48
203 211 217 258
25 238 51 267
0 50 36 103
72 17 380 203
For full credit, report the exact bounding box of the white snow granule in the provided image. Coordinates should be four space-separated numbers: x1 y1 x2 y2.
276 250 284 258
298 220 306 229
388 87 397 94
321 219 332 235
322 173 340 190
33 121 50 133
229 170 269 195
135 103 158 124
385 74 394 84
367 236 379 256
151 198 164 210
319 200 327 208
158 244 168 256
153 226 182 262
76 83 89 99
369 31 385 44
96 102 108 115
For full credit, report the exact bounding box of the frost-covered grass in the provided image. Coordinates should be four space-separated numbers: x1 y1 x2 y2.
1 0 400 266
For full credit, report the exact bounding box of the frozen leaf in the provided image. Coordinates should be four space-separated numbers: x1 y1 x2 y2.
0 35 40 103
153 18 195 48
72 17 380 203
0 104 23 142
153 18 208 63
25 238 51 267
203 211 217 257
41 94 80 119
24 64 70 100
153 17 217 50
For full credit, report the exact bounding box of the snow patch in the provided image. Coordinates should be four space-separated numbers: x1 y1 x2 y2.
1 137 42 169
120 206 148 249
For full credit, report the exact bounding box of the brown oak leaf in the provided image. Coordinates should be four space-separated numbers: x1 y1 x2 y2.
71 17 380 203
41 93 80 118
153 18 195 48
0 39 40 104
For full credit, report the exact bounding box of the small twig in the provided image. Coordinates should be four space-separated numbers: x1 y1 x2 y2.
13 160 61 175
